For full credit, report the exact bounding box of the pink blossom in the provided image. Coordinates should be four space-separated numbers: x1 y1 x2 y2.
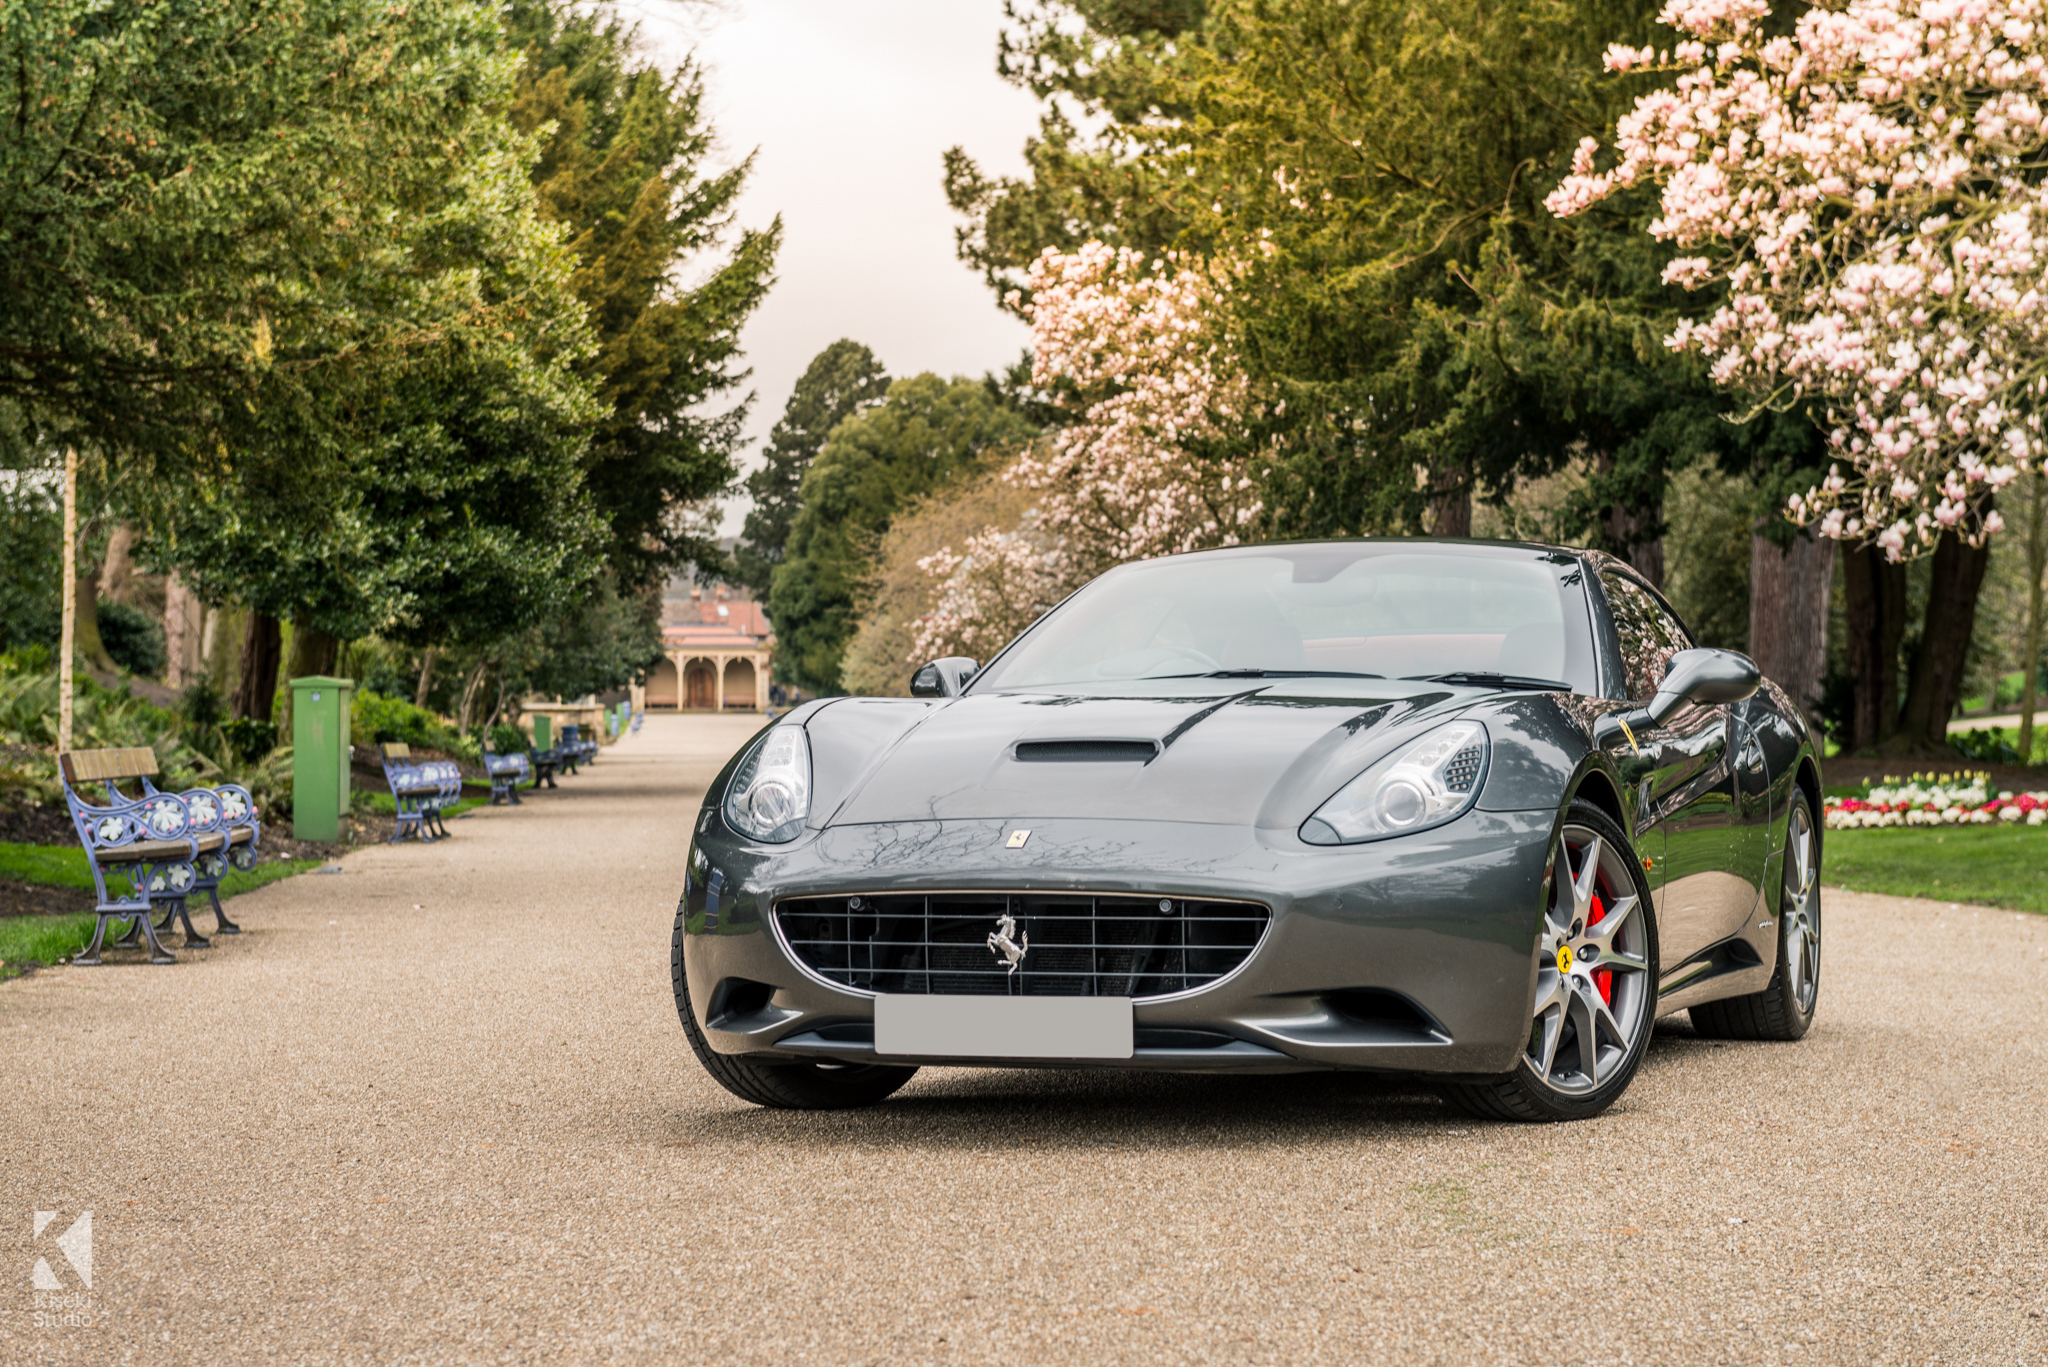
1555 0 2048 555
913 245 1262 660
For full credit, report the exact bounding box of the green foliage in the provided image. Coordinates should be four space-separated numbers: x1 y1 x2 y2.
950 0 1830 554
479 573 663 706
0 0 566 473
735 341 892 596
0 654 291 817
136 136 608 648
0 476 59 653
489 723 529 757
220 720 279 764
352 691 476 760
768 375 1039 691
508 1 781 588
96 602 165 679
1662 467 1754 651
1952 728 2028 766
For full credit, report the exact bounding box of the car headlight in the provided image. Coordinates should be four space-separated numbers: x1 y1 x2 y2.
724 724 812 842
1300 720 1489 845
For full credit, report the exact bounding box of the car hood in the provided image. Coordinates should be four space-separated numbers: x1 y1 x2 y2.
810 682 1482 831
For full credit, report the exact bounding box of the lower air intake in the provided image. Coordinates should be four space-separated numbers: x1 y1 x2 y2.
775 892 1270 1000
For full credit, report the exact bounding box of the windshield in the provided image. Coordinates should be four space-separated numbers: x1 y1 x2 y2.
972 542 1597 693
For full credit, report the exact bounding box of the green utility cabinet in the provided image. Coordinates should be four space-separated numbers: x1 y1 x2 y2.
532 715 552 751
291 675 355 842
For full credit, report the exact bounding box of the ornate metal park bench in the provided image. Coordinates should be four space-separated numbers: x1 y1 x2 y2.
630 709 644 733
481 747 532 805
528 742 560 788
59 746 261 965
558 723 598 774
378 743 460 842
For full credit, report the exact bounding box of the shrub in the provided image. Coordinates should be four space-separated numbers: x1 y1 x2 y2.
350 689 477 761
488 723 527 756
97 601 166 677
1954 728 2025 766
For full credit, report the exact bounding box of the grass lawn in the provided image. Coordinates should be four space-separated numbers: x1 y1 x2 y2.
1825 824 2048 913
0 843 322 977
359 792 490 820
0 913 98 974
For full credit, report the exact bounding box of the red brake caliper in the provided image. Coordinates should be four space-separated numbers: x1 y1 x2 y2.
1587 888 1613 1005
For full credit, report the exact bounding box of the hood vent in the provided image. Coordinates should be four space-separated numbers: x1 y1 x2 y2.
1013 739 1160 764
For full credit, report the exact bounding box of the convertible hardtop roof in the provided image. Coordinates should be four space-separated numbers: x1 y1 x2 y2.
1140 535 1603 563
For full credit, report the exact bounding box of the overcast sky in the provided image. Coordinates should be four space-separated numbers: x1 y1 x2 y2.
628 1 1044 536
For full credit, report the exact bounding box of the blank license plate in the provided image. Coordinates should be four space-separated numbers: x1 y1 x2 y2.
875 995 1134 1060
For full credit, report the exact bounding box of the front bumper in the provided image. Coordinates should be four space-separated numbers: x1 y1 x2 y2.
679 810 1559 1077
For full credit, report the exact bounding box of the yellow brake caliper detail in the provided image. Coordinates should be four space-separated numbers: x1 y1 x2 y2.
1556 944 1575 974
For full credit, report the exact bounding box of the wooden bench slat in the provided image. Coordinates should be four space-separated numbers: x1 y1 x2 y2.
380 742 412 760
93 827 256 864
61 747 160 784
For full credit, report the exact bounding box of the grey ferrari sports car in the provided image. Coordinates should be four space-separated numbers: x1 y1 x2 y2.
672 538 1823 1121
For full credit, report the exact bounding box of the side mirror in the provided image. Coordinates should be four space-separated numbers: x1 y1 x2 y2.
1648 648 1761 722
1596 648 1760 747
911 656 979 698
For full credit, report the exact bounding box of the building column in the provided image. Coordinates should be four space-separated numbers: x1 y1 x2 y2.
714 654 726 711
755 652 769 710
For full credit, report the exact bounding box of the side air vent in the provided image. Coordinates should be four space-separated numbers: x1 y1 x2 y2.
1013 739 1160 763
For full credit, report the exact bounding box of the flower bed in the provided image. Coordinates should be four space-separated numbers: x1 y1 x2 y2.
1825 771 2048 830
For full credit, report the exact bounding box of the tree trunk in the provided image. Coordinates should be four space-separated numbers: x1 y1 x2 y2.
1893 528 1993 755
415 646 438 710
207 606 245 702
1748 528 1834 725
1840 543 1909 751
233 612 282 722
98 523 140 606
1429 480 1471 538
72 564 119 673
457 660 489 734
163 573 205 690
2020 475 2047 763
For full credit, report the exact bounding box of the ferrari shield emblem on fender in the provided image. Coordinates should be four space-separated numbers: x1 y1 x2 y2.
987 911 1029 975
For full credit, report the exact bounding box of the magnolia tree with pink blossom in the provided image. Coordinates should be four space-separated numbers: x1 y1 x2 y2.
912 243 1260 662
1547 0 2048 559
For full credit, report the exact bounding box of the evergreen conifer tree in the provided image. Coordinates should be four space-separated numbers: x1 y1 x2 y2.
733 341 891 596
508 2 780 588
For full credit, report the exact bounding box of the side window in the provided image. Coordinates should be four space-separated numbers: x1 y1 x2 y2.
1602 571 1691 700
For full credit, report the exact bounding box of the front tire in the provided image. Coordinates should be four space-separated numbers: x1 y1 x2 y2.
1443 799 1660 1123
671 907 917 1110
1690 789 1821 1041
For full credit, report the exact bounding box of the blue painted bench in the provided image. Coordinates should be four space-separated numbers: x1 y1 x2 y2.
60 746 260 964
378 743 460 842
559 723 598 773
482 747 531 805
630 709 644 733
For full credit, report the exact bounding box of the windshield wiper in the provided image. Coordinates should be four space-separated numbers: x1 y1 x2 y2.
1151 669 1385 680
1408 671 1570 691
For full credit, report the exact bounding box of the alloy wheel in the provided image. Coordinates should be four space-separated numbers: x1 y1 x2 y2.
1782 803 1821 1014
1526 824 1654 1095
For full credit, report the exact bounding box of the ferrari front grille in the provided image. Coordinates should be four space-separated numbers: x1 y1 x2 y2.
774 892 1271 1000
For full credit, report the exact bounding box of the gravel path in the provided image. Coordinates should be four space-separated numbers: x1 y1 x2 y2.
4 714 2044 1366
